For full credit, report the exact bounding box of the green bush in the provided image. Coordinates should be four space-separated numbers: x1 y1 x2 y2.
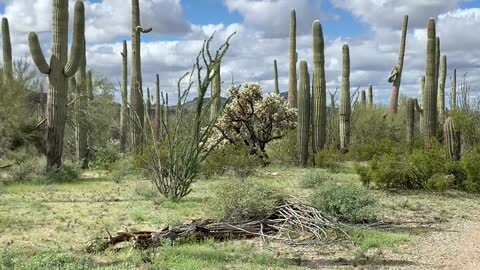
301 171 333 189
214 179 284 221
314 147 343 172
37 161 81 184
202 144 261 179
460 149 480 192
92 139 120 170
426 173 455 192
310 180 377 223
110 157 136 183
348 138 405 162
266 129 297 165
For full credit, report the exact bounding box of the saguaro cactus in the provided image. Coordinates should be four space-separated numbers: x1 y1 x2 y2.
288 10 297 107
444 117 461 161
2 17 13 84
438 55 447 122
388 15 408 114
360 90 367 109
452 68 457 110
210 61 221 120
339 44 351 152
273 60 279 95
406 97 415 148
86 70 93 100
131 0 152 153
120 40 129 151
311 20 327 153
75 40 87 168
297 60 310 167
28 0 85 170
435 37 440 98
421 18 437 138
367 84 373 109
155 74 162 140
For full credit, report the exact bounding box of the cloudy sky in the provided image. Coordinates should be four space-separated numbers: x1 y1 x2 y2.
1 0 479 104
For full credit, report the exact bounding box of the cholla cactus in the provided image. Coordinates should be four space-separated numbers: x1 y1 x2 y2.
444 117 460 161
288 10 297 107
297 60 310 167
28 0 85 170
212 83 296 162
340 44 351 152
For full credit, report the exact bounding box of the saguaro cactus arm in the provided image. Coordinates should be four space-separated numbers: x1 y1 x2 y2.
64 1 85 77
28 32 50 74
135 26 153 33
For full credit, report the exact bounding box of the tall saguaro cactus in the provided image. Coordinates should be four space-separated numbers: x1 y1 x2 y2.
452 68 457 110
421 18 437 139
388 15 408 114
367 84 373 109
28 0 85 170
86 70 93 100
155 74 161 140
360 90 367 109
131 0 152 153
444 117 461 161
2 17 13 84
340 44 351 152
288 10 297 107
273 59 279 95
438 55 447 121
120 40 129 151
435 37 440 98
75 40 87 168
406 97 415 148
297 60 310 167
211 61 221 120
311 20 326 153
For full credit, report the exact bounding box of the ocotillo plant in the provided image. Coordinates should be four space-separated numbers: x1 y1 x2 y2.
311 20 327 154
210 61 221 121
297 60 310 167
273 59 279 95
438 55 447 122
288 10 297 107
131 0 152 153
75 40 88 168
28 0 85 170
120 40 129 151
163 92 169 132
2 17 13 84
406 97 415 148
155 74 162 140
367 84 373 109
340 44 351 152
388 15 408 114
444 117 461 161
452 68 457 110
421 18 437 139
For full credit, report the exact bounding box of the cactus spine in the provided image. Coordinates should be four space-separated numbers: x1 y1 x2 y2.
120 40 129 151
389 15 408 114
452 68 457 110
288 10 297 107
421 18 437 138
273 59 279 95
438 55 447 121
367 84 373 109
28 0 85 170
339 44 351 152
131 0 152 153
297 60 310 167
155 74 162 140
444 117 461 161
211 61 221 120
75 40 87 168
406 97 415 148
311 20 327 153
2 17 13 84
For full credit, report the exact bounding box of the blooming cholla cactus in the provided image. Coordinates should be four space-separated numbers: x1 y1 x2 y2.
212 83 296 162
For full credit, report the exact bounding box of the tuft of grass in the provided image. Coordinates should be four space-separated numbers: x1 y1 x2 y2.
351 229 411 251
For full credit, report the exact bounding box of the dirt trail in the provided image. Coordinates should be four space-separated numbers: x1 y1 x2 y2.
388 221 480 270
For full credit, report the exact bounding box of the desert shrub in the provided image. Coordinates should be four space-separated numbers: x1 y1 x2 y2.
202 144 261 179
302 170 333 189
426 174 455 192
214 179 284 221
110 157 136 183
8 157 45 183
17 250 94 270
460 149 480 192
266 129 297 165
310 180 377 223
348 138 405 161
314 147 344 172
92 139 120 170
36 161 81 183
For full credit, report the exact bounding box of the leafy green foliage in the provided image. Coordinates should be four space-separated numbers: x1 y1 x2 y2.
314 147 344 172
460 149 480 192
301 170 333 189
426 174 455 192
213 179 284 221
202 144 261 178
310 180 377 223
266 129 297 165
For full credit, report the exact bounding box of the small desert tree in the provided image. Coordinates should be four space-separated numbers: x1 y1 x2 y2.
213 83 297 163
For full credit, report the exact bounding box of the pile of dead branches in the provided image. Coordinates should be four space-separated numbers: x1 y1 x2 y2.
87 202 349 253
